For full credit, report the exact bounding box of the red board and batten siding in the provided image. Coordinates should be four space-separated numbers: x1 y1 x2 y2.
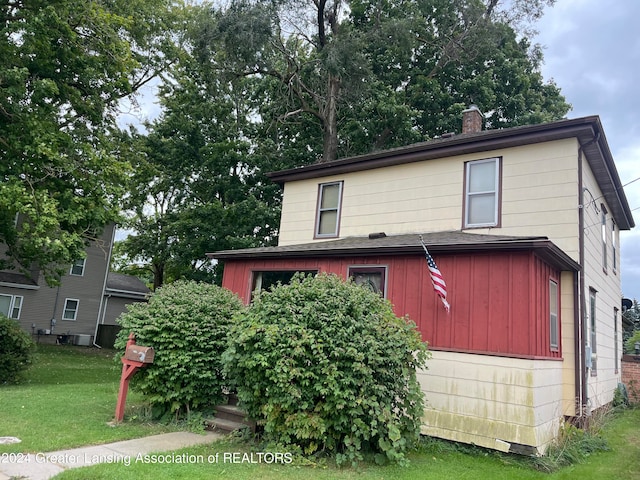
221 251 562 360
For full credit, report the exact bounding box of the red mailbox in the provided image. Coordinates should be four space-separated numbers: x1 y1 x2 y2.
115 333 154 422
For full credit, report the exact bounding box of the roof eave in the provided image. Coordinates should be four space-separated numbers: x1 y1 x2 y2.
208 239 580 272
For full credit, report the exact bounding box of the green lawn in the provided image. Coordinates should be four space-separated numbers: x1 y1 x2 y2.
2 344 640 480
0 344 176 453
53 408 640 480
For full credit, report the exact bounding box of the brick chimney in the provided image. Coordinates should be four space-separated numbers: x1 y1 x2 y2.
462 105 483 133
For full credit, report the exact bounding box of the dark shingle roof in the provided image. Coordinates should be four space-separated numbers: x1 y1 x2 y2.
106 272 151 296
0 271 38 287
208 231 580 271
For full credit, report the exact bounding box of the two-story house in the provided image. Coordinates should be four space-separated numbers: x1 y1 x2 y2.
0 223 150 346
209 110 635 454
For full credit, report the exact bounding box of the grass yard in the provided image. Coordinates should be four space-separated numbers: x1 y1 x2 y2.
53 408 640 480
0 344 176 453
2 344 640 480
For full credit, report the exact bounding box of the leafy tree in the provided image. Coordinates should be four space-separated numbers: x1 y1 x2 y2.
0 0 178 284
206 0 566 163
623 299 640 349
114 281 245 416
223 273 430 465
349 0 570 139
117 12 281 288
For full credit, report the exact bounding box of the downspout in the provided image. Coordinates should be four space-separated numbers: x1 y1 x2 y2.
576 133 600 421
94 225 116 347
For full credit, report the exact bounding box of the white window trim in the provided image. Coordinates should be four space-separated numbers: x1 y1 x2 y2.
315 181 343 238
0 294 24 320
464 157 500 228
70 258 86 276
62 298 80 321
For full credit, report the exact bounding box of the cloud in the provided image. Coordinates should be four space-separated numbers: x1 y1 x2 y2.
537 0 640 300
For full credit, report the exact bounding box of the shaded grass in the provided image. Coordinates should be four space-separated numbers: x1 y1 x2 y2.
0 344 176 453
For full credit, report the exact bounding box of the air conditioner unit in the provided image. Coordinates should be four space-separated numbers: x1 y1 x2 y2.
74 334 92 346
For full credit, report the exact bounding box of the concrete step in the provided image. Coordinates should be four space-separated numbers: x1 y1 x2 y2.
215 405 257 430
205 416 253 434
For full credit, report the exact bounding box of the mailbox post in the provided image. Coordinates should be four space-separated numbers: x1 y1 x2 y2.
115 333 154 422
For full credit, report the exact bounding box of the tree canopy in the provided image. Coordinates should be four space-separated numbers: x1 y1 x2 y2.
5 1 569 286
0 0 177 284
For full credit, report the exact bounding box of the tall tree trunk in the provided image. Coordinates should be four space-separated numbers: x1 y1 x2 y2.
153 262 164 291
321 75 340 163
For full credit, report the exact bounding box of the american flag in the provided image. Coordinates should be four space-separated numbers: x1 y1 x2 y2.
419 236 450 313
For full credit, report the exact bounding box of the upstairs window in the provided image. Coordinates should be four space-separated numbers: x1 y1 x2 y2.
601 205 607 273
612 220 617 274
62 299 79 321
463 158 501 228
315 181 343 238
70 258 86 276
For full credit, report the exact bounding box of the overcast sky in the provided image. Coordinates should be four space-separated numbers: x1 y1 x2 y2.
534 0 640 300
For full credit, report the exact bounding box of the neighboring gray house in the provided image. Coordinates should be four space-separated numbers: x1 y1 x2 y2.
0 224 149 346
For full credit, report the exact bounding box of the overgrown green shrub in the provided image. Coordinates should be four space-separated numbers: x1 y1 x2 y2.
0 313 35 384
625 330 640 354
114 281 244 415
223 273 430 465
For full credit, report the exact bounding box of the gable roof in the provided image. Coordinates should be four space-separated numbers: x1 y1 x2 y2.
0 271 38 289
105 272 151 299
209 231 580 272
267 116 635 230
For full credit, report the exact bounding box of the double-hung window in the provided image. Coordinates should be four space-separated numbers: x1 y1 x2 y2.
70 258 86 276
601 205 607 273
0 294 23 319
315 181 343 238
463 158 501 228
612 220 617 274
62 299 79 321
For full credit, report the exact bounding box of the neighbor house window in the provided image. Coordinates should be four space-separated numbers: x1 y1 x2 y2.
589 288 597 375
614 308 619 374
463 158 501 228
315 181 343 238
70 258 86 276
348 266 387 297
62 299 79 321
251 270 318 299
549 279 559 351
601 205 607 273
612 220 617 274
0 294 23 320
